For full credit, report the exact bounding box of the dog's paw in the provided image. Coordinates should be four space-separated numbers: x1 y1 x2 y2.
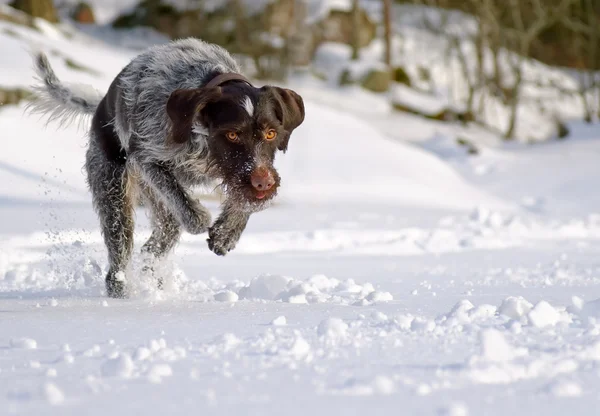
180 203 211 235
207 222 242 256
106 271 127 299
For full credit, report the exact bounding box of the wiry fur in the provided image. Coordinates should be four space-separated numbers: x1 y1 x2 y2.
27 53 103 128
29 38 305 299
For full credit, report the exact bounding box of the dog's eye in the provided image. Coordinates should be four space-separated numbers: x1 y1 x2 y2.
264 130 277 141
226 132 239 142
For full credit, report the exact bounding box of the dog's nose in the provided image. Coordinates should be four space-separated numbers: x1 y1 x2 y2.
251 167 275 191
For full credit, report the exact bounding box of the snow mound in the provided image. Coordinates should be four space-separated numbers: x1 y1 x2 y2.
232 274 393 305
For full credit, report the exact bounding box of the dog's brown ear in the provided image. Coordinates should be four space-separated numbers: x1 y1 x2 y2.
266 87 305 152
166 87 222 145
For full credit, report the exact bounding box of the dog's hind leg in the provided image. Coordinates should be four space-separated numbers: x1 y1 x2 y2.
140 187 181 289
86 139 134 298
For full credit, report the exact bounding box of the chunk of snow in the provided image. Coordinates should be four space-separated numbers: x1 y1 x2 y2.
288 294 308 304
10 338 37 349
270 316 287 326
499 296 533 319
134 347 152 361
101 354 134 379
366 291 394 302
237 275 290 300
527 301 561 328
288 336 311 360
214 291 239 302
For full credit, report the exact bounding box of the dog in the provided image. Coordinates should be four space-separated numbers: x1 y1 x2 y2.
28 38 305 298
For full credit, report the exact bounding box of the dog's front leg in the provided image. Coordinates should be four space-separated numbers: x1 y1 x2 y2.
137 161 211 235
207 202 250 256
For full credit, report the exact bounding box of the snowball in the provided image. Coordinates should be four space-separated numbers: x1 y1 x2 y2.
499 296 533 319
528 301 560 328
101 353 134 378
237 275 290 300
10 338 37 350
43 382 65 405
270 316 287 326
318 318 349 338
214 291 239 302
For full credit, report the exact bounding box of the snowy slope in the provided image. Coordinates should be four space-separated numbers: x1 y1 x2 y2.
2 7 600 416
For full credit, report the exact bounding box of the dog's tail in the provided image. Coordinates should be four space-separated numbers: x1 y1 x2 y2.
27 52 103 127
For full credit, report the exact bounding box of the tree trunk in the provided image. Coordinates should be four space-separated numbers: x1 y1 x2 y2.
351 0 360 60
504 65 522 140
11 0 58 22
382 0 392 67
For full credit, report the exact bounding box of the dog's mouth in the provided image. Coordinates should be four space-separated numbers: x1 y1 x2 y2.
252 186 277 201
219 181 279 208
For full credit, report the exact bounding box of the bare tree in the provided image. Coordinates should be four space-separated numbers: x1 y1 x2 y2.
416 0 484 122
560 0 600 123
502 0 575 139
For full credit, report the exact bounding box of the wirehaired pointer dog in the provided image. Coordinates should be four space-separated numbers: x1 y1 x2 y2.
28 38 305 298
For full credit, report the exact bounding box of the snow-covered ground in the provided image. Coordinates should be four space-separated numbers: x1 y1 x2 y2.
2 7 600 416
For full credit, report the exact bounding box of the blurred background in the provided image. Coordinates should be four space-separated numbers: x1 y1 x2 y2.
2 0 600 143
3 0 600 220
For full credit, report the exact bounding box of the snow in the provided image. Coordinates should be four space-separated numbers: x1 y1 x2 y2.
2 6 600 416
42 383 65 405
9 338 38 350
527 301 564 328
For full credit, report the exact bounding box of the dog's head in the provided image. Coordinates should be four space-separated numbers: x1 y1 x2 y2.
166 79 304 208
